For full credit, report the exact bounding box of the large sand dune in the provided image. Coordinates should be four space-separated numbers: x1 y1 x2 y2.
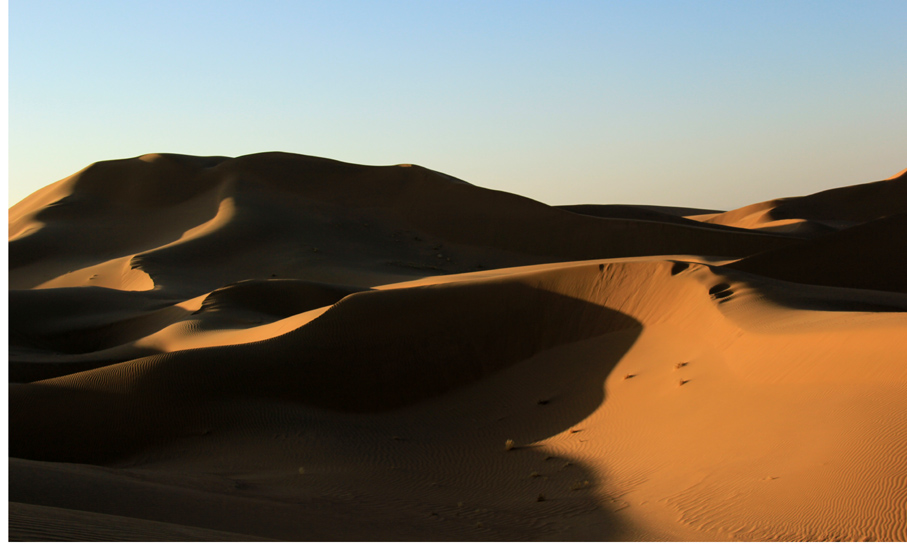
8 153 907 541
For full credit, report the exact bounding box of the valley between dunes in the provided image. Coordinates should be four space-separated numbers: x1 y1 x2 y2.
8 152 907 541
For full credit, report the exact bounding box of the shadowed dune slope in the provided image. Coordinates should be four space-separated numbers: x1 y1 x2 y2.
768 167 907 223
9 287 181 352
697 168 907 234
729 213 907 292
556 203 766 234
8 279 370 383
8 154 231 288
10 152 792 294
9 262 642 463
194 278 368 319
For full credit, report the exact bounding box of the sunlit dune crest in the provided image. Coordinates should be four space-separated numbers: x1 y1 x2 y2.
8 152 907 541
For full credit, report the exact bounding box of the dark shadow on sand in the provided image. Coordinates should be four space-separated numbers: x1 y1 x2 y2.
10 280 641 539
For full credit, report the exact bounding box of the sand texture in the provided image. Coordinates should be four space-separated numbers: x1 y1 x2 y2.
8 152 907 541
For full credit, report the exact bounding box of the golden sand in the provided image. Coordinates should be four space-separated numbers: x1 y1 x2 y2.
9 153 907 541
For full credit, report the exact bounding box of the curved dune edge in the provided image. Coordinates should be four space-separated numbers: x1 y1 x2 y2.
33 255 155 291
698 168 907 234
9 152 795 294
728 213 907 293
9 153 907 541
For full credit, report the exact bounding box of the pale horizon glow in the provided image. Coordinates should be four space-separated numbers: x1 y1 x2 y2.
8 0 906 211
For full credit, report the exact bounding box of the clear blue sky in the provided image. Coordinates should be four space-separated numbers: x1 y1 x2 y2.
8 0 906 210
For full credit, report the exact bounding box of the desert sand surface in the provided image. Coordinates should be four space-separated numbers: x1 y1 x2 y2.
8 152 907 541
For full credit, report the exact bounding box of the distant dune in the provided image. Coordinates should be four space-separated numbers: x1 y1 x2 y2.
8 153 907 541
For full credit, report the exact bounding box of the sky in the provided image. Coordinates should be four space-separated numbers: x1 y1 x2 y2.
8 0 907 210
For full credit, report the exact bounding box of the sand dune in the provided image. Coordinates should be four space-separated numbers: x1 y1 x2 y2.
9 152 792 294
730 213 907 292
8 152 907 541
692 168 907 235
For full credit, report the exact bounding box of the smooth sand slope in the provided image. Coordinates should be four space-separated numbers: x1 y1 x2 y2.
8 153 907 541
